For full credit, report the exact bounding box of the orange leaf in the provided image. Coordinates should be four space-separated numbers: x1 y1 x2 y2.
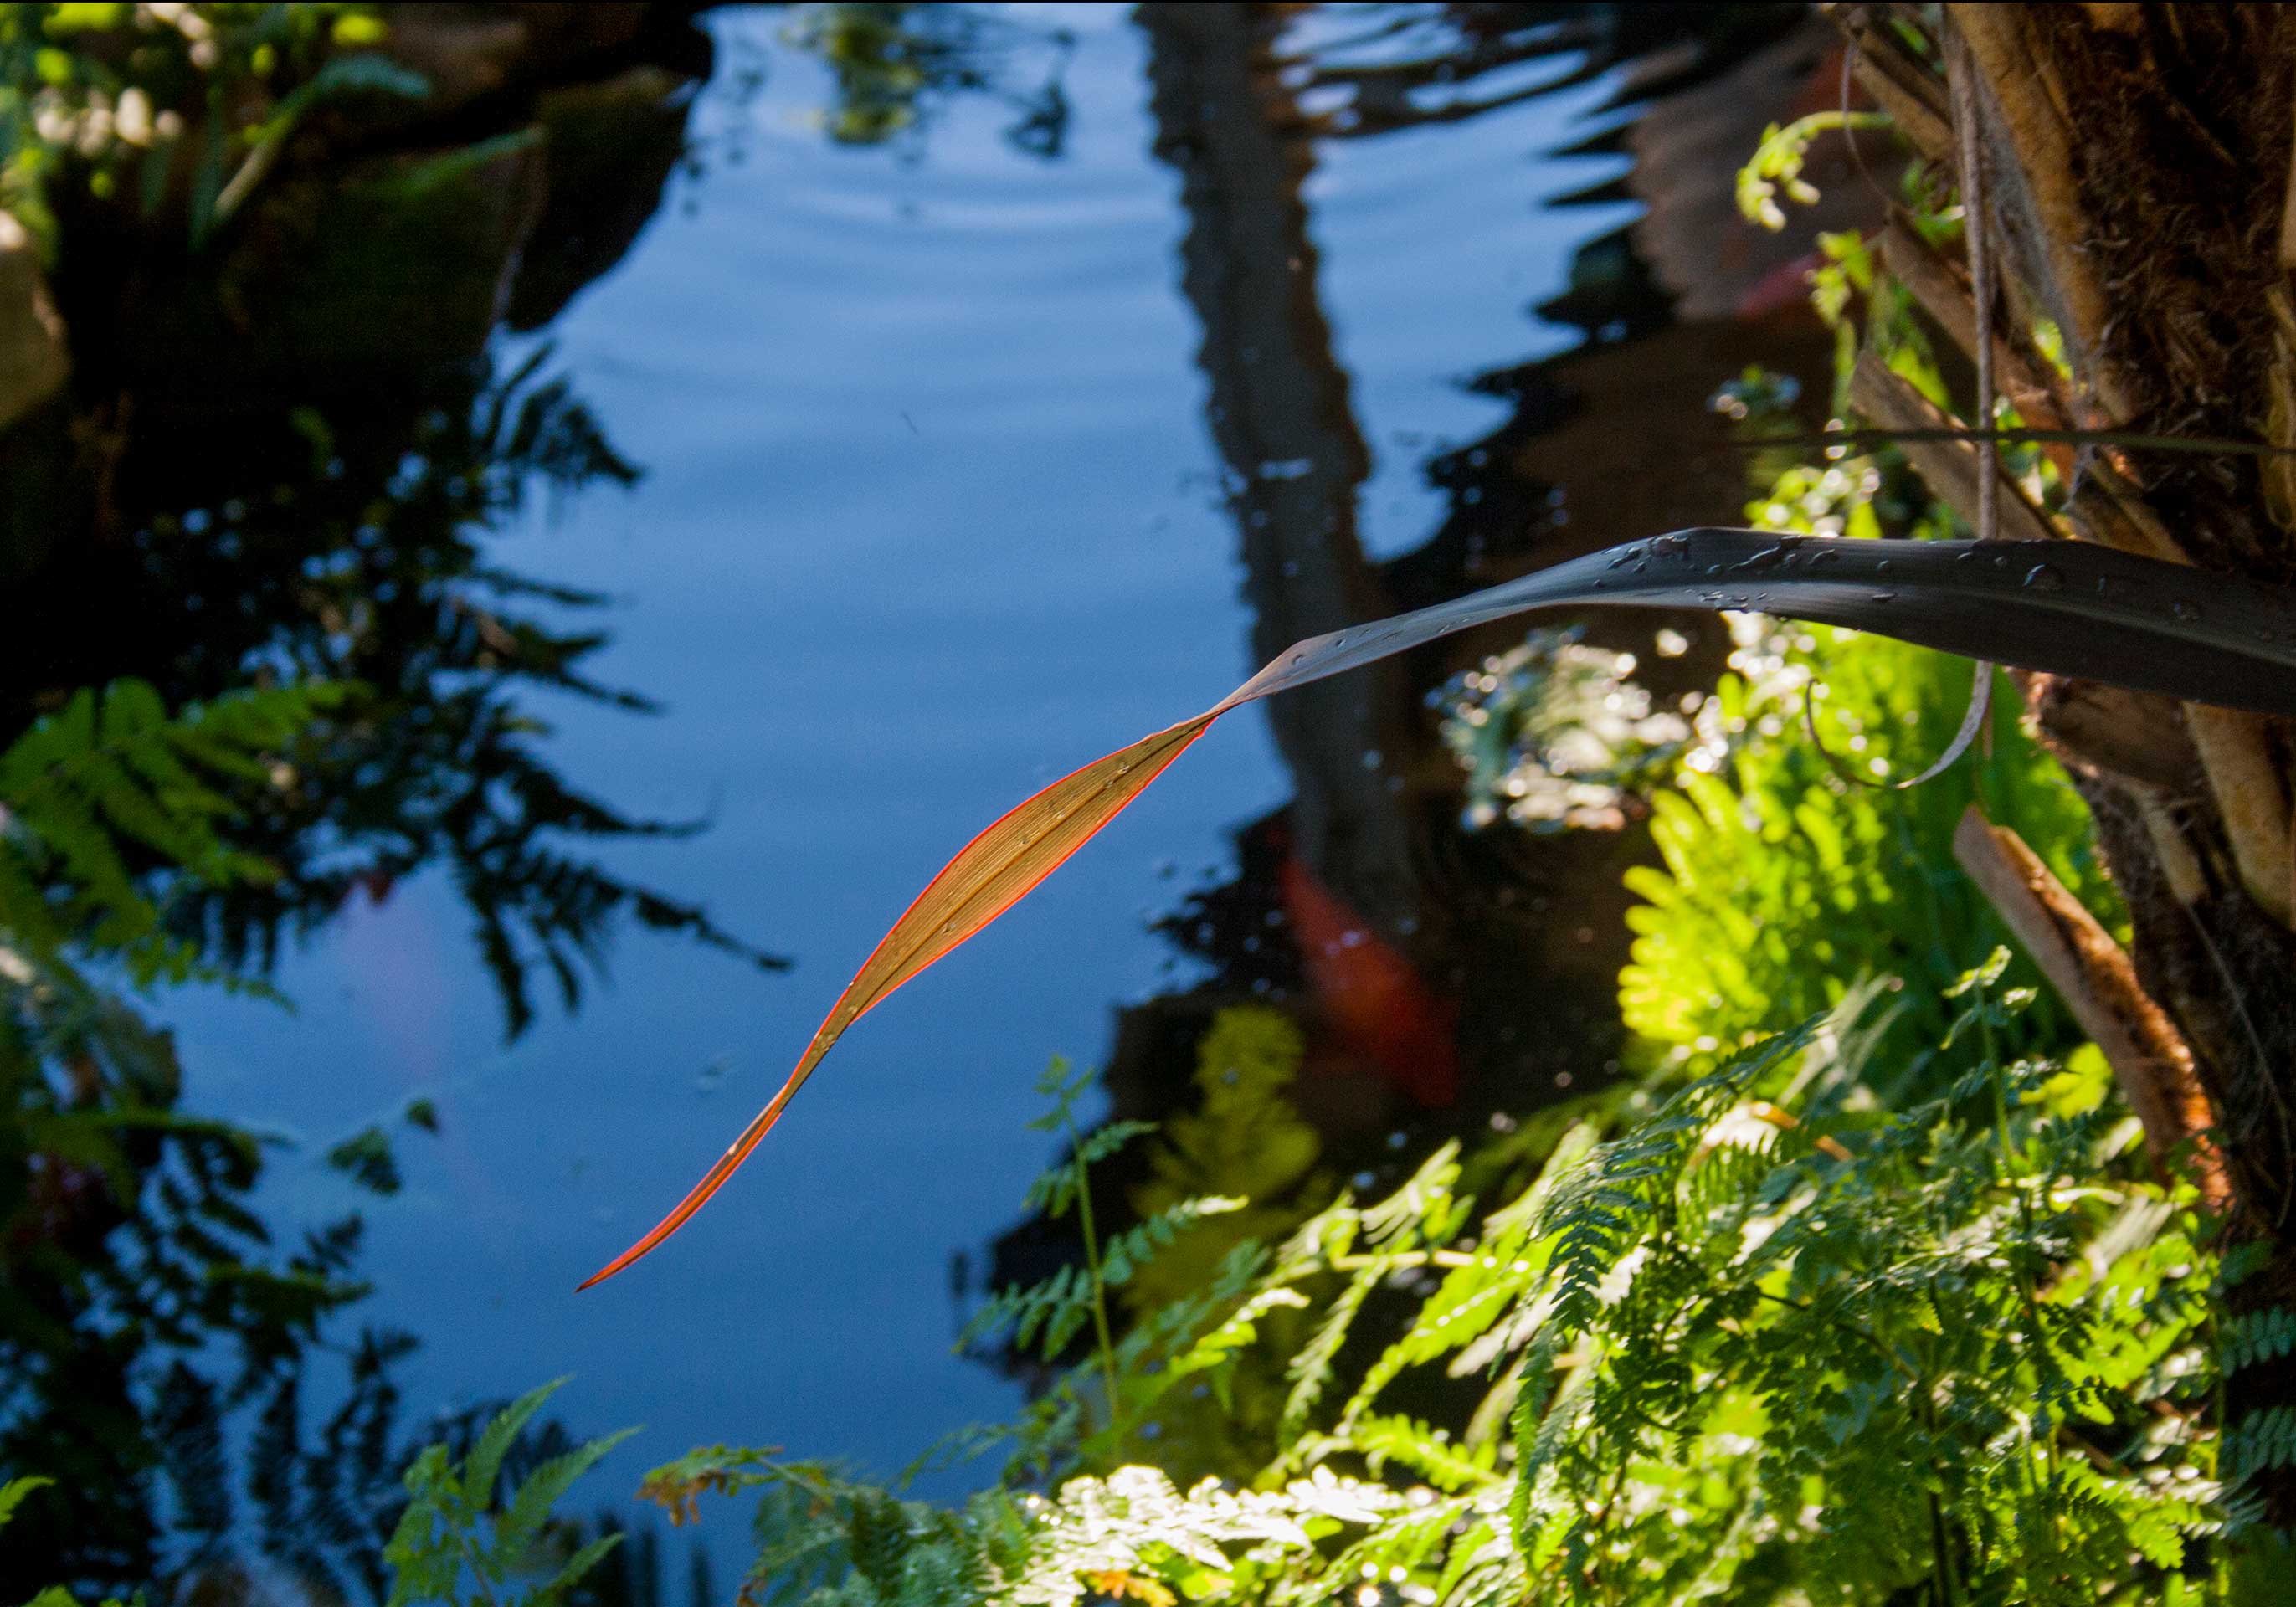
582 527 2296 1287
578 712 1216 1289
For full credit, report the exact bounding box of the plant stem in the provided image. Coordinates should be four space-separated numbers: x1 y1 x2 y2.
458 1530 506 1607
1929 1481 1959 1607
1917 1337 1961 1607
1063 1113 1122 1419
1973 957 2065 1528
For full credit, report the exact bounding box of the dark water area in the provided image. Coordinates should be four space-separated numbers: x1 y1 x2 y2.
0 1 1876 1595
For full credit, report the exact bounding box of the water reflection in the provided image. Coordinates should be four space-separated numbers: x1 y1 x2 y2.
782 2 1076 157
0 8 742 1595
0 0 1888 1594
0 18 778 1039
978 0 1865 1374
2 951 398 1589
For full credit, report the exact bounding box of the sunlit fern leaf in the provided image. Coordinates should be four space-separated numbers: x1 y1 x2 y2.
1332 1133 1601 1436
1278 1266 1381 1445
1340 1414 1502 1493
1533 1019 1824 1340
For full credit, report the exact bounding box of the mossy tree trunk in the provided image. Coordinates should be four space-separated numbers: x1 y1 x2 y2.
1843 0 2296 1551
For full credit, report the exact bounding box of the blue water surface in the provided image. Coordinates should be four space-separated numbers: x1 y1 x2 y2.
158 0 1636 1541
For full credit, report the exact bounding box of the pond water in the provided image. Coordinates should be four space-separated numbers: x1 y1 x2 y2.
3 1 1857 1594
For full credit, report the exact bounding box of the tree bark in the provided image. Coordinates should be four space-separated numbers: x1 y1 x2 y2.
1840 0 2296 1546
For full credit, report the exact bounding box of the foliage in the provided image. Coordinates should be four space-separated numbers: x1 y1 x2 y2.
1441 600 2114 1090
383 1378 634 1607
958 1056 1251 1471
0 667 663 1601
781 3 1074 159
16 348 789 1039
0 923 424 1595
1433 627 1692 834
1618 618 2114 1086
0 3 415 250
1121 1007 1331 1319
1494 979 2212 1604
1735 110 1893 232
634 983 2235 1605
1610 172 2108 1086
2 1476 121 1607
0 373 718 1591
645 1450 1404 1607
0 673 418 1597
0 16 778 1591
1447 134 2108 1091
1 16 2258 1607
5 19 780 1040
0 675 348 983
959 1010 1340 1495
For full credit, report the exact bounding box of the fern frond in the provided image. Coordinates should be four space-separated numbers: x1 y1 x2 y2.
0 677 347 974
2223 1307 2296 1377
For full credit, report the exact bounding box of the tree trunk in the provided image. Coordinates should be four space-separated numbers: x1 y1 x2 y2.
1841 0 2296 1549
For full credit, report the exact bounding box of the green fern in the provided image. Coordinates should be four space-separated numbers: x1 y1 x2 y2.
383 1377 634 1607
655 977 2230 1607
2222 1309 2296 1378
964 1059 1242 1414
0 1477 127 1607
0 677 348 981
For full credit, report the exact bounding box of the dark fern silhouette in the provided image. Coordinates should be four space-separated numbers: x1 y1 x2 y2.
0 348 788 1040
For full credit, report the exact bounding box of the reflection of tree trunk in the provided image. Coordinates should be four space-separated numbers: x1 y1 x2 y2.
1848 2 2296 1543
1139 1 1429 937
1136 0 1739 1112
1135 1 1863 1121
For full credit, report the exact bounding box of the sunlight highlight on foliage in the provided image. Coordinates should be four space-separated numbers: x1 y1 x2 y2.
629 983 2237 1605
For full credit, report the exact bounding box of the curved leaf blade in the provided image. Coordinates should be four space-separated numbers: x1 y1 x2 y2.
583 528 2296 1287
1222 530 2296 717
577 714 1215 1289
